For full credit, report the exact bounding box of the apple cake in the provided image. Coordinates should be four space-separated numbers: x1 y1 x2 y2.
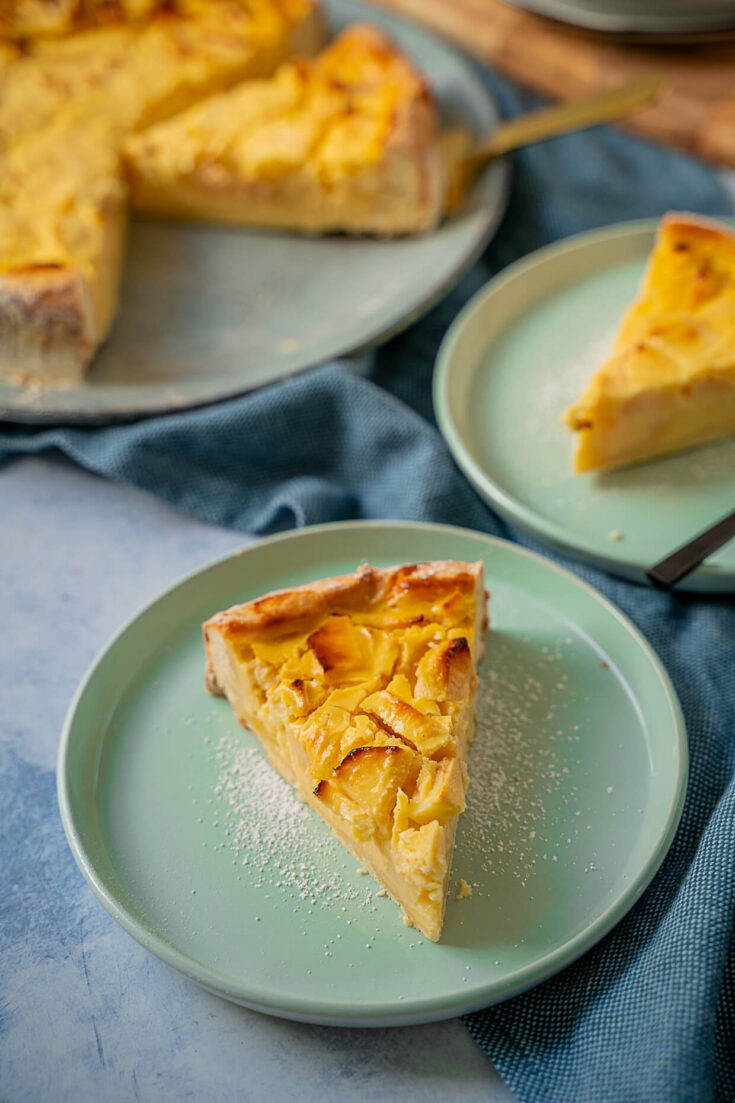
0 0 324 386
203 560 488 941
123 24 447 237
0 1 159 40
563 213 735 473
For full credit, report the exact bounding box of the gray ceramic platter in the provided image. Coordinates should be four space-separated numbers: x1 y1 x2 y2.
2 0 508 424
501 0 735 34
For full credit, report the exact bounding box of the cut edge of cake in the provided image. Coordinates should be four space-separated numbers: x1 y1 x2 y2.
0 172 128 388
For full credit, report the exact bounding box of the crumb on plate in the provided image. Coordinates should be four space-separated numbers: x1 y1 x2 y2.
456 878 473 901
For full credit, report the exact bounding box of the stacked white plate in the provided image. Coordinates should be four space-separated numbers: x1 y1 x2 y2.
503 0 735 35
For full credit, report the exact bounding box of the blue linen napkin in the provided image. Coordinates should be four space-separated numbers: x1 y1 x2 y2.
2 69 734 1103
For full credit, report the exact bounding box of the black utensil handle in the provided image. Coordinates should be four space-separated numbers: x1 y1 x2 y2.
647 508 735 589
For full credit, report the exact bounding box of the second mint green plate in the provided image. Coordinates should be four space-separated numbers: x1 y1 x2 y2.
58 521 686 1026
434 219 735 591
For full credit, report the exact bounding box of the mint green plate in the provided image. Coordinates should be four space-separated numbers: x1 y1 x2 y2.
0 0 508 425
434 219 735 591
58 521 687 1026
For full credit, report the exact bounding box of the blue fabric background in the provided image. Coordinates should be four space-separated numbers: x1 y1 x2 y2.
2 69 734 1103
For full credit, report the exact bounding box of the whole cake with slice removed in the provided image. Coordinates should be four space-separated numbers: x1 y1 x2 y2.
0 0 324 387
563 213 735 473
203 561 488 941
123 24 447 237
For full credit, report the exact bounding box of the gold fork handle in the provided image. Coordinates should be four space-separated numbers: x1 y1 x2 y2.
471 73 664 165
446 72 664 213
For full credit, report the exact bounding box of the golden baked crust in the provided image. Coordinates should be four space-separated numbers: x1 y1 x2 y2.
0 0 160 41
203 561 488 941
0 40 18 66
0 3 324 145
0 0 324 385
563 213 735 473
123 24 446 236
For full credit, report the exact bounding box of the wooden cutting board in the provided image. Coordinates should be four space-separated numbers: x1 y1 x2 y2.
370 0 735 168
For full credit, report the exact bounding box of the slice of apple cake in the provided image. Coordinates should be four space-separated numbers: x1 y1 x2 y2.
124 24 447 236
203 560 488 941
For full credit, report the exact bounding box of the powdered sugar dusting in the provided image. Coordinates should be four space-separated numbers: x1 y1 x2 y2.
209 631 599 923
523 326 617 446
462 636 583 891
213 737 374 914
